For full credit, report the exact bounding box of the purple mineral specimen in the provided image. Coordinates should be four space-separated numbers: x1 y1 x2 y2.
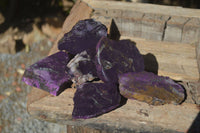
95 37 144 83
72 83 121 119
58 19 107 56
118 72 185 105
66 51 98 85
22 51 71 96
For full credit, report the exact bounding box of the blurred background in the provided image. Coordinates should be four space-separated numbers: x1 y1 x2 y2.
0 0 200 133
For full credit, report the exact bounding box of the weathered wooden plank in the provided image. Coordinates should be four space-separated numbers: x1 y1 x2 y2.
27 0 93 118
120 36 199 81
164 16 190 42
86 0 200 44
182 18 200 44
121 11 144 37
28 86 199 132
49 0 93 55
27 1 200 133
83 0 200 18
91 14 199 81
141 14 170 41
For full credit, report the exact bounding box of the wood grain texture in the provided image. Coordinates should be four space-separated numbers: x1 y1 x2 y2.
27 0 92 120
87 0 200 44
120 36 199 81
92 13 199 81
27 0 200 133
49 0 93 55
83 0 200 18
28 87 199 132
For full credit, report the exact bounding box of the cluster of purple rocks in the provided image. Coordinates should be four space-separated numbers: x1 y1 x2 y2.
22 19 185 119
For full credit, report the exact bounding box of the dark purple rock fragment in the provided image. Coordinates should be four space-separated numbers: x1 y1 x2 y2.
95 37 144 83
66 51 98 85
22 51 71 96
118 71 185 105
72 83 121 119
58 19 107 56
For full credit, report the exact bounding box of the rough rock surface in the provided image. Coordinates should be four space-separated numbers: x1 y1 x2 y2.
72 83 121 119
119 71 185 105
0 39 66 133
183 82 200 105
0 34 16 54
22 51 71 96
23 24 47 46
58 19 107 56
95 37 144 83
66 51 97 85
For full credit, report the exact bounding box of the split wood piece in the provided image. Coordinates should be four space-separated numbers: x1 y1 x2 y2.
88 0 200 44
121 11 144 37
27 0 93 109
164 16 190 42
91 14 199 82
182 18 200 44
27 0 200 133
28 87 199 132
120 36 199 82
141 14 170 41
49 0 93 55
83 0 200 18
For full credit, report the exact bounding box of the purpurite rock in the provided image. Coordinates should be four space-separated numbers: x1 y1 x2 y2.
66 51 98 85
58 19 107 56
118 71 185 105
72 83 121 119
22 51 71 96
95 37 144 83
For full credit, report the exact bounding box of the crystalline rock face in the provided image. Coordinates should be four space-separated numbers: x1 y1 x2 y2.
22 51 71 96
118 71 185 105
58 19 107 56
95 37 144 83
72 83 121 119
66 51 98 85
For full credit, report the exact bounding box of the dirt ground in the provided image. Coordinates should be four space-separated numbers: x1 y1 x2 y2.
0 39 67 133
0 1 74 132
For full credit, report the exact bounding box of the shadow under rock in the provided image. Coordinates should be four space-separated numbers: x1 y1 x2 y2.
15 39 25 53
56 80 73 96
187 111 200 133
143 53 158 75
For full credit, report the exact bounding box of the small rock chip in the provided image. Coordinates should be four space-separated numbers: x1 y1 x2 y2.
16 87 22 92
95 37 144 83
118 72 185 105
66 51 97 85
58 19 107 56
0 95 5 102
22 51 71 96
72 83 121 119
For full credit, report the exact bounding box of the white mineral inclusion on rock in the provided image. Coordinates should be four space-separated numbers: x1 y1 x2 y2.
67 51 96 85
97 44 109 81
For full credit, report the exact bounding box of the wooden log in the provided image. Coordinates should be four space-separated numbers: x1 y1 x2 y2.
121 11 144 37
141 13 170 41
164 16 190 42
83 0 200 18
120 36 199 81
27 1 200 133
182 18 200 44
27 0 93 122
91 14 199 82
28 87 200 132
49 0 93 55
